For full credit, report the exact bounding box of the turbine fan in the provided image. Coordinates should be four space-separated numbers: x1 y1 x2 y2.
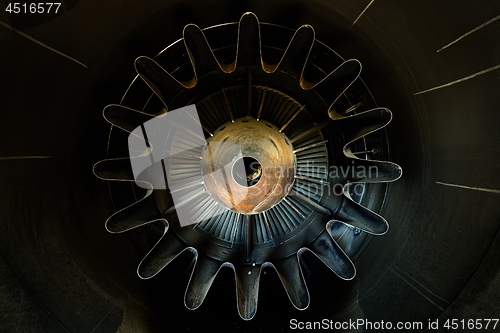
93 12 402 320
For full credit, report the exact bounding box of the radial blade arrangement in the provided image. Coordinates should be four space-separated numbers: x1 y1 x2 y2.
95 12 402 320
273 256 310 310
305 230 356 280
105 192 165 233
184 256 225 309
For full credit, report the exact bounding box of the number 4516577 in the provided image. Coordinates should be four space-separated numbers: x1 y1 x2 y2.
443 319 499 330
5 3 62 14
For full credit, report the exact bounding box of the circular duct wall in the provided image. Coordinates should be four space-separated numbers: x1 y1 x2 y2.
0 1 499 332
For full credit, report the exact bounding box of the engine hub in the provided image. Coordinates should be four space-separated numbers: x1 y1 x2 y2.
202 117 296 214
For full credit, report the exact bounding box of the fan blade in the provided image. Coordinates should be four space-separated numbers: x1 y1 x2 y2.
105 192 164 233
273 256 310 309
302 59 361 108
306 229 355 280
183 24 223 78
289 119 331 144
184 256 223 309
135 56 189 107
274 25 315 75
94 156 168 190
289 190 331 216
346 158 402 183
236 12 262 68
335 193 389 235
93 157 135 181
336 107 392 141
244 215 253 262
103 104 156 133
234 264 262 320
137 231 189 279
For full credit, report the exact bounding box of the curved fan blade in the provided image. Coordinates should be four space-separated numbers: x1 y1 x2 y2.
184 256 224 310
137 230 190 279
273 25 315 75
234 264 262 320
236 12 262 68
273 256 310 310
183 24 224 78
103 104 156 133
135 56 191 107
93 157 135 181
335 107 392 141
105 192 164 233
304 228 356 280
335 191 389 235
302 59 361 107
345 157 402 183
95 155 168 189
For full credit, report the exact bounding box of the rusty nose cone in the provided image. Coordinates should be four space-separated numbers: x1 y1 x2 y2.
201 117 296 214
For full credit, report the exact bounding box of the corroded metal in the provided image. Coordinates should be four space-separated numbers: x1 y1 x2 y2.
201 117 296 214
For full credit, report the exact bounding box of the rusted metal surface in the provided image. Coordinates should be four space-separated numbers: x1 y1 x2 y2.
201 117 296 214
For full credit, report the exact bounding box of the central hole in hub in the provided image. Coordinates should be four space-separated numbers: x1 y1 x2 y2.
232 156 262 187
